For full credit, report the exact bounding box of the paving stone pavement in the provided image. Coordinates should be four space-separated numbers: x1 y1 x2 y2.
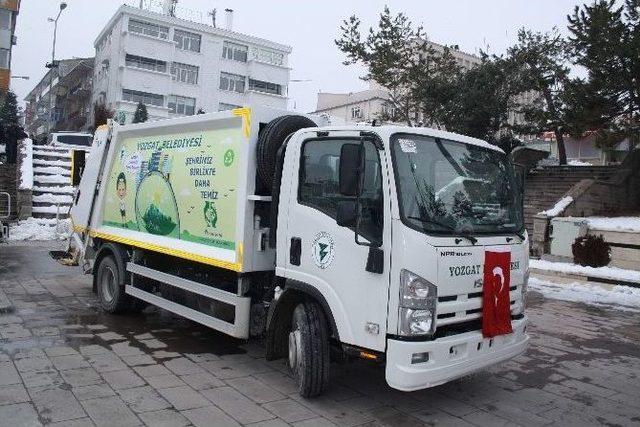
0 243 639 426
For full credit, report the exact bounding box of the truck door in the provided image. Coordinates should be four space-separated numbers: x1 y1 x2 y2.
281 134 391 352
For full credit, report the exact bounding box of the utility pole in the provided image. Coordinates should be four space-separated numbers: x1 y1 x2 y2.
46 2 67 137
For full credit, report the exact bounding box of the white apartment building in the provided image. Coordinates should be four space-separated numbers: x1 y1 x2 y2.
93 5 291 124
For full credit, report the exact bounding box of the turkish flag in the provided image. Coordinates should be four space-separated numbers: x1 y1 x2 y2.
482 251 513 338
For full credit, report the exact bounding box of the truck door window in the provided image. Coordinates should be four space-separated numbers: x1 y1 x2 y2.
299 138 383 244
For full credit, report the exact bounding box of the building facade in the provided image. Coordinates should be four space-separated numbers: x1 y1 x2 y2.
93 5 291 125
0 0 20 91
24 58 94 141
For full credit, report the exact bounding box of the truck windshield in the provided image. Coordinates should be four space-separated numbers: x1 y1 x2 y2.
391 133 523 236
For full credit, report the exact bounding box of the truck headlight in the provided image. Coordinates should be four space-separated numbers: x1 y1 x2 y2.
399 308 435 336
399 270 437 336
511 269 529 316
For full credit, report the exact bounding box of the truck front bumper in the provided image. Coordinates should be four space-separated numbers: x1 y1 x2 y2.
385 317 529 391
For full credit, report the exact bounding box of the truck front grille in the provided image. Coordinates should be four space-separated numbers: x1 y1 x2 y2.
436 285 520 327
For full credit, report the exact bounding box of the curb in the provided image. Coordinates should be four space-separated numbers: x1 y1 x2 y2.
530 267 640 289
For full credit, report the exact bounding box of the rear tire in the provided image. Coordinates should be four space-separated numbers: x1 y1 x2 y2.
96 255 130 314
288 301 330 397
257 115 317 190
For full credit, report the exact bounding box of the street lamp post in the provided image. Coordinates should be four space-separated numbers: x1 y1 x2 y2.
46 2 67 136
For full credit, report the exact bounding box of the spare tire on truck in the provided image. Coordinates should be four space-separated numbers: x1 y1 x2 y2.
257 115 317 190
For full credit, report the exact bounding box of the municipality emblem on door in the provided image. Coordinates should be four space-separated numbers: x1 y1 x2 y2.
312 232 335 269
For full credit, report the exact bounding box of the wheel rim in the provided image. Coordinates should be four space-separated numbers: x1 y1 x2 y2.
101 265 116 303
288 328 301 373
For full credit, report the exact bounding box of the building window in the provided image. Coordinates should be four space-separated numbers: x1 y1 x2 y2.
171 62 199 85
168 95 196 116
174 29 201 53
128 19 169 40
219 72 245 93
0 10 12 30
222 41 248 62
351 106 363 119
248 79 283 96
0 48 9 69
125 54 166 73
218 102 241 111
122 89 163 106
251 48 284 66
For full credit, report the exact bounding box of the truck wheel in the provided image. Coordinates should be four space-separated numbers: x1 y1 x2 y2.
257 115 317 190
288 302 330 397
96 255 130 314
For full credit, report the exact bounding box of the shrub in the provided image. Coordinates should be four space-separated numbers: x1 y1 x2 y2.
572 234 611 267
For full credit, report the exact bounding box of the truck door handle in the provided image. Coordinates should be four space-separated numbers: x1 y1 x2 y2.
290 237 301 266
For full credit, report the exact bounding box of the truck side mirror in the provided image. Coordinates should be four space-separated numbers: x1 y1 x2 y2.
336 200 357 227
71 150 86 187
339 143 364 196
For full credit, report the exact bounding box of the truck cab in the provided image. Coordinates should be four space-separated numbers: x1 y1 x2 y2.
275 126 529 392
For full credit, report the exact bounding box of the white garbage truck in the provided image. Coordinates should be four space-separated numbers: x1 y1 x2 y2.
68 106 529 397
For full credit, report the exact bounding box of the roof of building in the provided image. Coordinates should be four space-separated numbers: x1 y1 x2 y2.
314 88 390 112
95 5 291 53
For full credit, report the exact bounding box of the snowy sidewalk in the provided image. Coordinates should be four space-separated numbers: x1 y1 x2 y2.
529 274 640 313
530 259 640 286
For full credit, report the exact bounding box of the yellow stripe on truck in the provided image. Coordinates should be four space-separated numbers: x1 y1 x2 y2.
88 230 243 272
232 107 252 137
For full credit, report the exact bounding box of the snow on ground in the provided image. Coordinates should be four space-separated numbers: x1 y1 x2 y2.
32 185 75 194
530 259 640 283
7 217 71 241
538 196 573 217
33 158 71 167
580 216 640 233
32 205 72 214
19 139 33 190
529 277 640 312
567 160 592 166
33 174 70 184
32 194 73 204
33 166 71 176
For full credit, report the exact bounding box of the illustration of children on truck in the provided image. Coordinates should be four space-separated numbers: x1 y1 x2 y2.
116 172 127 224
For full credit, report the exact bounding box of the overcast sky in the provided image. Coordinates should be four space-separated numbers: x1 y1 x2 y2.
11 0 587 113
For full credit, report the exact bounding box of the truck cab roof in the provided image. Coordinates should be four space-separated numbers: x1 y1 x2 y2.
308 125 504 154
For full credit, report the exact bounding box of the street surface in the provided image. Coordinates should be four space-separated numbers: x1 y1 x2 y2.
0 243 639 427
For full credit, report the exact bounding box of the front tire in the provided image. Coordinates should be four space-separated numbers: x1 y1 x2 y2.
96 255 130 314
288 302 330 397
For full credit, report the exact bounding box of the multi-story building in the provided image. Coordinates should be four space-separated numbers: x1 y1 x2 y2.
24 58 94 141
0 0 20 91
93 5 291 124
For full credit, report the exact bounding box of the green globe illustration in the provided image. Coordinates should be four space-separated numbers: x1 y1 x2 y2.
135 172 180 237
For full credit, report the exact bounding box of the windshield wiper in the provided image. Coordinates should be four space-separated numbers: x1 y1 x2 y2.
407 216 478 245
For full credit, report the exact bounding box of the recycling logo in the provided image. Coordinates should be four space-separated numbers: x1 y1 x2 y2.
312 232 335 269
